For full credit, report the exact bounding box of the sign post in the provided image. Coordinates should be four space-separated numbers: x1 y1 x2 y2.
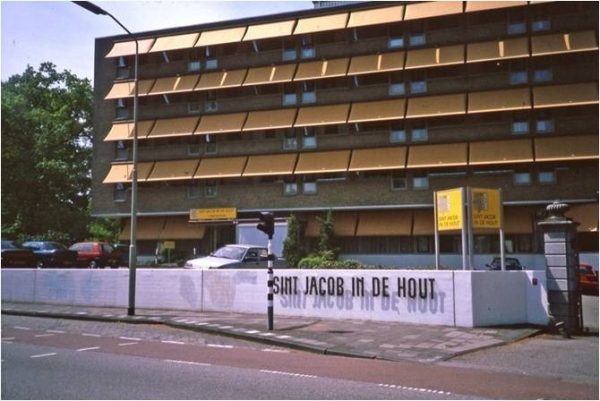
435 188 465 270
470 187 503 270
257 212 275 330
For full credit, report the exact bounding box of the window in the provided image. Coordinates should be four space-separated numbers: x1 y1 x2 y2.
512 120 529 134
116 56 129 78
302 91 316 104
302 180 317 195
284 182 298 196
409 33 426 47
188 143 201 156
388 37 404 49
188 102 201 114
390 129 406 143
115 100 128 120
282 93 297 106
205 141 217 155
534 69 552 82
531 19 551 32
411 127 428 142
188 60 201 72
114 183 126 202
391 174 407 190
410 80 427 94
413 176 429 189
204 100 218 112
389 83 405 96
117 56 127 68
513 171 531 185
301 46 315 59
538 170 556 184
302 128 317 149
282 48 297 61
187 184 201 199
205 180 217 198
535 118 554 133
283 131 298 150
115 141 128 160
416 236 432 253
205 58 218 70
507 22 526 35
509 71 528 85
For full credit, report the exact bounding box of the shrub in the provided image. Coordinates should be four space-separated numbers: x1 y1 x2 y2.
282 214 306 267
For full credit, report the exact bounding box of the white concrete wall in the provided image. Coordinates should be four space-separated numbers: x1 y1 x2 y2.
1 268 548 327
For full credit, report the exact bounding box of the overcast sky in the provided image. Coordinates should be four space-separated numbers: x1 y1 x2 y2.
1 0 315 83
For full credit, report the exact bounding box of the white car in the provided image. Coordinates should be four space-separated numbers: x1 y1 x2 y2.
184 244 269 269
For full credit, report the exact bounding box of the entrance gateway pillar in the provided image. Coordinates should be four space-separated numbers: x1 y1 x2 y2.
537 201 581 336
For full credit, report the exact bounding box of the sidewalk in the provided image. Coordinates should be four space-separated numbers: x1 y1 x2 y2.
1 301 542 363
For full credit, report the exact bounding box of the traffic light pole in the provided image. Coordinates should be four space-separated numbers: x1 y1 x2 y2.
267 235 274 331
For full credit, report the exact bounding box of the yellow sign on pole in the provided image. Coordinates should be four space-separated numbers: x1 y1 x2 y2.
163 240 176 250
190 207 237 222
470 188 501 229
436 188 463 231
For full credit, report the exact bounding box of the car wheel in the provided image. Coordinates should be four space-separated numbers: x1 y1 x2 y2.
36 260 44 269
88 260 98 269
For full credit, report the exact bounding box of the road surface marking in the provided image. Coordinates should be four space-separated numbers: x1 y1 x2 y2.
261 348 289 353
161 340 185 345
245 330 260 334
119 336 141 341
75 312 88 315
77 347 100 352
118 342 138 346
47 330 65 334
276 335 291 339
2 337 15 341
377 383 451 395
218 325 233 329
260 369 317 379
34 334 54 338
165 359 211 367
207 344 233 349
195 322 209 326
82 333 101 337
30 353 57 359
259 332 275 337
13 326 31 331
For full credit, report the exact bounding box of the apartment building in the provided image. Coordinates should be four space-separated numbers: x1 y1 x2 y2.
92 1 599 267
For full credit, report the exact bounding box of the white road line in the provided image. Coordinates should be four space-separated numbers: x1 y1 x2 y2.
119 336 141 341
76 347 100 352
161 340 185 345
2 337 15 341
276 335 291 339
206 344 233 349
165 359 211 367
260 369 317 379
245 330 260 334
118 342 138 346
82 333 101 337
30 353 57 359
377 383 451 395
34 334 55 338
47 330 65 334
75 312 88 315
261 348 290 353
13 326 31 331
218 325 233 329
2 341 13 344
195 322 209 326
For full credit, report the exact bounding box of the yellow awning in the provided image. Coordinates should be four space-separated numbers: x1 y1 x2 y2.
407 143 468 168
243 64 296 86
304 212 357 237
469 138 533 165
347 5 405 28
468 88 531 113
356 210 412 236
534 135 599 162
194 156 248 179
146 160 199 181
532 31 598 56
566 203 599 232
102 162 154 184
533 83 598 109
147 117 199 139
195 69 247 90
294 58 349 81
105 38 156 58
120 217 166 241
347 52 405 75
243 20 295 41
348 147 407 172
294 104 350 127
294 150 350 174
243 108 297 131
467 37 529 62
348 98 406 123
405 45 464 69
195 112 247 135
293 12 349 35
406 94 466 118
148 75 199 95
150 33 199 53
412 210 434 235
465 1 526 12
161 217 206 240
243 154 298 176
196 27 246 47
104 79 155 99
404 1 463 20
504 207 534 234
104 120 155 142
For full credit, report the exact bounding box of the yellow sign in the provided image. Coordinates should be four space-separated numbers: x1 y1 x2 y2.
190 207 237 222
471 188 501 229
436 188 463 231
163 241 176 250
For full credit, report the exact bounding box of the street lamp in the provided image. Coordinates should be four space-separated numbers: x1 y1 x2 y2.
74 1 139 316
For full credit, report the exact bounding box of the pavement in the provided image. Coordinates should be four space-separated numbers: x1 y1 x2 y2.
0 301 548 364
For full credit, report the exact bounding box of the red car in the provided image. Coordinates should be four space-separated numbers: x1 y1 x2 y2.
579 263 598 296
69 242 120 269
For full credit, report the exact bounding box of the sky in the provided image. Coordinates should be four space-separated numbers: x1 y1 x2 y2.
1 0 315 83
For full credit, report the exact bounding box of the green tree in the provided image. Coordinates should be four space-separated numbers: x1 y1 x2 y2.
317 209 338 260
1 63 93 242
282 213 306 267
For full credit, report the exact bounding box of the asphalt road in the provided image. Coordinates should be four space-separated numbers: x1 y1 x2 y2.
1 316 597 400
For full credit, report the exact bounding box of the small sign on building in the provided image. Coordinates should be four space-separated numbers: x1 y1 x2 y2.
190 207 237 222
436 188 464 231
470 188 501 229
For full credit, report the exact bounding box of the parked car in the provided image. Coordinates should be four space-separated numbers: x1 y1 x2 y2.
486 257 524 271
184 244 285 269
1 240 36 268
113 244 129 267
579 263 598 296
69 242 120 269
22 241 78 268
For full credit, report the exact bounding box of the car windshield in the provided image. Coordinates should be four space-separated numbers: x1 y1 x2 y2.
46 242 66 250
211 246 246 261
1 240 20 250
